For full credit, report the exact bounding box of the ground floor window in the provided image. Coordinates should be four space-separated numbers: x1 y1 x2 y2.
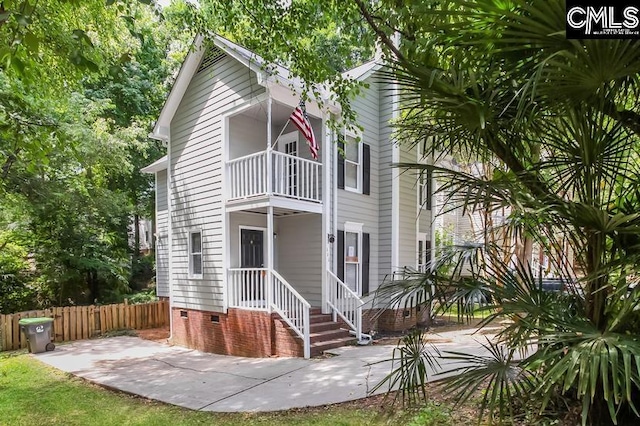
189 230 203 278
417 233 431 273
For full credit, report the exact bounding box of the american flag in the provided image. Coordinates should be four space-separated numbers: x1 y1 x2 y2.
290 101 318 160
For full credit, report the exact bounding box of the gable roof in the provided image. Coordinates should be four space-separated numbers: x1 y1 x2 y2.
342 59 383 81
150 33 337 142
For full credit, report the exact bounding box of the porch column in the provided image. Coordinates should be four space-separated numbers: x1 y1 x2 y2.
322 113 330 314
266 205 274 311
266 96 273 195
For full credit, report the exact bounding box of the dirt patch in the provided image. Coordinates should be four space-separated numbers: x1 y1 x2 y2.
135 327 170 343
283 382 479 424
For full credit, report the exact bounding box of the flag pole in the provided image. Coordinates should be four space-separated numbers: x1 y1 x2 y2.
271 118 291 149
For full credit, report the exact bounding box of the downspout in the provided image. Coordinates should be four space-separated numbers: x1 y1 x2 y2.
161 133 173 342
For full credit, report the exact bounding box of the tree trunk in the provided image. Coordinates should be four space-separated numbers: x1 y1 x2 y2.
88 269 99 303
133 213 140 257
585 233 607 331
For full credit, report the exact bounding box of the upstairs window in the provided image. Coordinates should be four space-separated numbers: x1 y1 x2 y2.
189 230 203 278
418 170 432 210
344 135 361 192
338 133 370 195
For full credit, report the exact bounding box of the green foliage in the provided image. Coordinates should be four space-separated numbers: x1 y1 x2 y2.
0 1 185 311
370 330 440 405
343 0 640 424
407 401 453 426
125 287 158 305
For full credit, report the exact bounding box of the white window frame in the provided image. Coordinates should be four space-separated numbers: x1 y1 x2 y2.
188 229 203 279
417 232 429 273
418 172 429 210
344 222 363 295
416 143 430 210
344 131 362 194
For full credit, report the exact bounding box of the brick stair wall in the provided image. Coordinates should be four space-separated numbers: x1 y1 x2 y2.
273 308 355 357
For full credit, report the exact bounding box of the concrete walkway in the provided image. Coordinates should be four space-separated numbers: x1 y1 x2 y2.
35 329 492 412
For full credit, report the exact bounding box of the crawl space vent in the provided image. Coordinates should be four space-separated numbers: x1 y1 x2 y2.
197 47 225 73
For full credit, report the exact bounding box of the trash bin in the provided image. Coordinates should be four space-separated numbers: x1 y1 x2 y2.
19 317 55 354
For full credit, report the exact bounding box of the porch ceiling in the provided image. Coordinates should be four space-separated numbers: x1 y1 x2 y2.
238 207 316 218
238 101 312 125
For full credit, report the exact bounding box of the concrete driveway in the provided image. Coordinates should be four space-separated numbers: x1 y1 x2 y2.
35 329 493 412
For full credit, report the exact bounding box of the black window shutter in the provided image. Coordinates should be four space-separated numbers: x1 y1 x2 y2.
425 240 432 270
362 143 370 195
426 169 432 210
337 137 345 190
337 230 345 281
362 232 370 295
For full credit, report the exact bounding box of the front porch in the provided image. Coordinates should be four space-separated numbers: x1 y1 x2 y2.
225 99 324 213
225 211 364 358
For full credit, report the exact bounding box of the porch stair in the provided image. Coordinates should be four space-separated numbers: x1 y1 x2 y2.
276 308 356 357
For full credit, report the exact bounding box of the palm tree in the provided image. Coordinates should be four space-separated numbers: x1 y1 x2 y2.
355 0 640 424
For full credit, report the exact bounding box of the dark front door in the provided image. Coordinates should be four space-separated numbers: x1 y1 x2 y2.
240 229 264 268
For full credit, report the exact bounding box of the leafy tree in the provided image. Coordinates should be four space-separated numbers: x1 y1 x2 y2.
0 0 182 309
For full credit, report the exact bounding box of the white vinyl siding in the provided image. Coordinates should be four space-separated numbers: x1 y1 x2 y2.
155 169 169 297
277 215 323 306
398 144 418 268
169 52 265 312
337 75 380 294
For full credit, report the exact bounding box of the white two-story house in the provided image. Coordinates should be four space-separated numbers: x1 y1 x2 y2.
142 34 433 358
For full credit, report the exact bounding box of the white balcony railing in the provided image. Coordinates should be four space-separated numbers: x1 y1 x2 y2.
227 268 311 358
227 150 322 203
327 270 363 342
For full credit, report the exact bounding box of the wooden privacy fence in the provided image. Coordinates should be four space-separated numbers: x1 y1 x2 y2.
0 300 169 352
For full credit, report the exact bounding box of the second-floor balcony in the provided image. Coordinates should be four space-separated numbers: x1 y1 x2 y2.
227 149 322 204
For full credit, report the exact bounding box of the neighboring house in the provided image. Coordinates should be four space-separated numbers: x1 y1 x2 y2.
142 34 434 358
433 159 574 278
127 218 154 254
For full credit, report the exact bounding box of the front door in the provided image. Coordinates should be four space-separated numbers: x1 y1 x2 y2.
240 228 265 304
240 229 264 268
278 131 298 197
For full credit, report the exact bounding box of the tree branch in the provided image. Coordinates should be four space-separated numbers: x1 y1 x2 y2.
352 0 406 63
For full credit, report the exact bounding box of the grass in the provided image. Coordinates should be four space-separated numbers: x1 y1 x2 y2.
0 351 456 426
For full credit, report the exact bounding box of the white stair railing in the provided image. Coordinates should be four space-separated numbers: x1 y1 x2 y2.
327 270 363 342
228 268 268 310
270 270 311 358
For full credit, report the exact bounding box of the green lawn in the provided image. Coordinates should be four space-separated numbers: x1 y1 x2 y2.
0 351 455 426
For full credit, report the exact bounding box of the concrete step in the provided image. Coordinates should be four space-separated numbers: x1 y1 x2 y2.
310 336 356 357
309 328 351 344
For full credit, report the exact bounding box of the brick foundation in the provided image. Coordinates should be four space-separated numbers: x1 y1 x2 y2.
170 307 304 358
170 305 432 358
364 305 432 333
